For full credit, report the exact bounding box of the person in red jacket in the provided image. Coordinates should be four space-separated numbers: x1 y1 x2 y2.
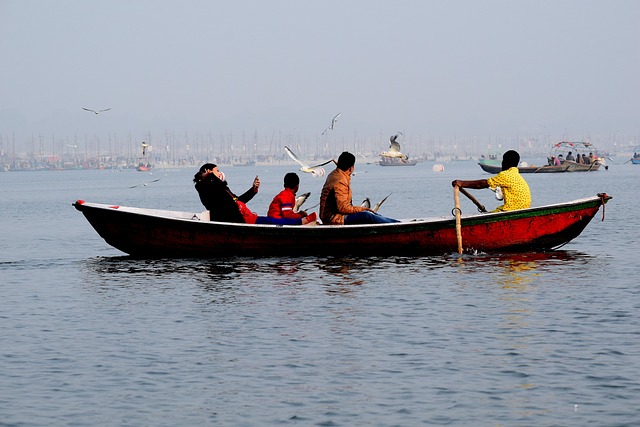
267 172 317 224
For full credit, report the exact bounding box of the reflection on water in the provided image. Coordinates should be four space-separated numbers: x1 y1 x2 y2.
83 251 595 291
455 250 595 284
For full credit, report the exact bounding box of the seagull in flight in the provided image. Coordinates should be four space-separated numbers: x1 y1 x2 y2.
83 107 111 115
361 193 391 213
294 192 311 213
130 178 160 188
321 112 341 135
380 134 408 160
140 142 150 156
284 146 335 177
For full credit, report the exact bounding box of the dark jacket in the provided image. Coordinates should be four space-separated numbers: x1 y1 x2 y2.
195 174 256 223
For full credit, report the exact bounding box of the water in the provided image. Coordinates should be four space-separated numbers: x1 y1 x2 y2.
1 161 639 426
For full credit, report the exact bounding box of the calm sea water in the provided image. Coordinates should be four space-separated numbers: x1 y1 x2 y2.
1 160 639 426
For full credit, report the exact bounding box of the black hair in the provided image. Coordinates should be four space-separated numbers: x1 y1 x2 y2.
193 163 217 182
501 150 520 171
336 152 356 171
283 172 300 189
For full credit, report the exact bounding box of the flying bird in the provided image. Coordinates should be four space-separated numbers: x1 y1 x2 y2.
130 178 160 188
294 192 311 213
83 107 111 115
321 112 341 135
380 134 409 160
361 193 391 213
284 146 334 177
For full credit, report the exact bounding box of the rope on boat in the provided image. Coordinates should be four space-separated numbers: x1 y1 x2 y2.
598 193 607 221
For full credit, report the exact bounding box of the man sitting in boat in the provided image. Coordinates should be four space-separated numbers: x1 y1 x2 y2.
451 150 531 212
566 151 575 162
320 152 399 225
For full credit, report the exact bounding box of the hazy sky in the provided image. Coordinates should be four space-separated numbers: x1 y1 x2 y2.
1 0 639 142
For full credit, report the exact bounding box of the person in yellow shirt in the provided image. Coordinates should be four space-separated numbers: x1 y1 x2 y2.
452 150 531 212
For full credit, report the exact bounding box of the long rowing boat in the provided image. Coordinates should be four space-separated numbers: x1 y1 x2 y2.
478 162 603 173
73 194 611 257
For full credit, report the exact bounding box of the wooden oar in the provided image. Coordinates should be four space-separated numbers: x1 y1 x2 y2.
454 186 463 254
458 187 487 213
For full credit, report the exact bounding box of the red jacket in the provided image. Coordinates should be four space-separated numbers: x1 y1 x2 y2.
267 188 304 219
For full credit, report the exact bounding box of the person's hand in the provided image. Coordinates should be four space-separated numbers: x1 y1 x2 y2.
252 176 260 192
452 180 461 188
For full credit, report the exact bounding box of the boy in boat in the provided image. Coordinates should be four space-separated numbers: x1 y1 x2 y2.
267 172 317 225
320 151 399 225
452 150 531 212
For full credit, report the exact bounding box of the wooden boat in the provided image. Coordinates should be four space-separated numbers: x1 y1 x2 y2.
479 141 605 174
479 161 601 174
478 163 571 174
478 157 501 167
73 193 611 257
550 141 605 170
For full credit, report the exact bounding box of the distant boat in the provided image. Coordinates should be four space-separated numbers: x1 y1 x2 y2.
379 157 417 166
136 163 152 172
73 193 611 257
630 146 640 164
479 141 605 173
232 160 256 167
479 162 603 173
136 142 152 171
478 152 501 166
479 163 570 174
550 141 606 170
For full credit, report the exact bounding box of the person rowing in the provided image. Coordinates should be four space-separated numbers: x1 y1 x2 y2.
452 150 531 212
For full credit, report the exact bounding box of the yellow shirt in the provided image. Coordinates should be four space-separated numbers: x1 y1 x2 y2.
487 167 531 212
